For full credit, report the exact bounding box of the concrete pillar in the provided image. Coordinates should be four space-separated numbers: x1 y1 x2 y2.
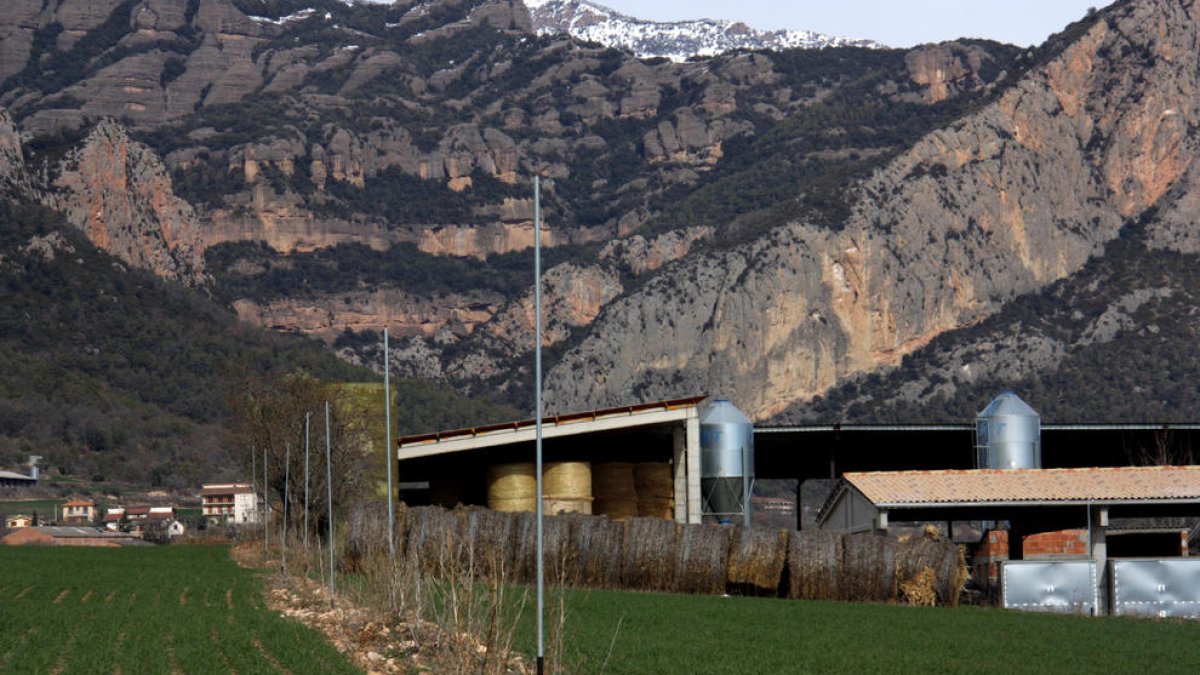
673 425 687 523
686 413 702 524
1090 505 1109 615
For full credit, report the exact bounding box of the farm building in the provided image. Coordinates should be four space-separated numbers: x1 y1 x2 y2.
1 526 145 547
201 483 260 525
0 469 36 488
397 397 707 523
60 498 95 524
4 514 32 529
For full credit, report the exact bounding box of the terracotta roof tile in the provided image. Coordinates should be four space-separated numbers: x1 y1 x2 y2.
844 466 1200 506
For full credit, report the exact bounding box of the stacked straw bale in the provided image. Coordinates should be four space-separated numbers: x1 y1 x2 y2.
784 530 843 601
544 461 593 515
633 462 675 519
487 463 537 512
726 527 789 596
621 518 678 591
592 462 639 520
673 524 731 595
569 516 625 589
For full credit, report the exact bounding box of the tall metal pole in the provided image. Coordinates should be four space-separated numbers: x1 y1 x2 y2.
325 400 335 600
263 444 269 564
534 175 545 675
251 443 256 526
384 327 395 557
304 411 311 548
282 441 290 575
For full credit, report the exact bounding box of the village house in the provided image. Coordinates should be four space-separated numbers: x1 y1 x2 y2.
201 483 260 525
4 514 32 529
61 498 96 524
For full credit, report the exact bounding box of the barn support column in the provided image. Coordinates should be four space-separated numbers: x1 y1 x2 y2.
686 413 701 524
1090 504 1109 615
673 425 687 523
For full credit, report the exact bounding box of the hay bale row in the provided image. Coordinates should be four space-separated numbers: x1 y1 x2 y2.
385 505 964 606
621 518 678 591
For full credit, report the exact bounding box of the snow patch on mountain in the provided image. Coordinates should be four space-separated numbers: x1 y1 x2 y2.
526 0 885 62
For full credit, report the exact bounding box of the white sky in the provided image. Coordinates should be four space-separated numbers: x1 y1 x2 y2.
594 1 1115 48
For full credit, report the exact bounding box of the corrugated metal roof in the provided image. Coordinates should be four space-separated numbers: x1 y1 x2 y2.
398 395 707 446
844 466 1200 506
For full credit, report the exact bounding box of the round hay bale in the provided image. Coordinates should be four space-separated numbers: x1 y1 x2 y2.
490 497 537 513
621 518 679 592
674 523 731 595
544 461 592 499
726 527 788 596
571 516 625 589
633 462 673 499
592 462 637 500
593 498 639 520
785 530 842 601
636 497 674 519
487 463 536 508
544 497 593 515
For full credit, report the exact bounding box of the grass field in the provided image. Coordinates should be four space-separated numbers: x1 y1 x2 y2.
0 545 358 674
0 499 63 520
516 587 1200 674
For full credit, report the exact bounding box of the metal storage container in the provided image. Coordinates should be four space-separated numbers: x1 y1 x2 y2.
699 399 754 525
975 391 1041 469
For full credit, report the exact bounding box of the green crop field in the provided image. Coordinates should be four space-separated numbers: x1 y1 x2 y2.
0 545 358 674
0 499 62 520
516 587 1200 674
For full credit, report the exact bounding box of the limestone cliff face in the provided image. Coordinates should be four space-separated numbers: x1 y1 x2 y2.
232 289 506 343
543 0 1200 419
45 118 206 283
0 108 29 196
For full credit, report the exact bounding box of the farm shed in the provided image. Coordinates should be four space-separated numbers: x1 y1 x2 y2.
0 469 36 488
398 396 706 523
1 526 146 547
818 466 1200 595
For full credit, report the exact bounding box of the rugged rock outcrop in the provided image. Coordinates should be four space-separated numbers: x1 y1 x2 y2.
233 289 506 342
542 0 1200 419
45 118 207 283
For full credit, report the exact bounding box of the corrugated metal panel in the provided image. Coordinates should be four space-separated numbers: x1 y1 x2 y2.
1002 560 1096 615
1111 559 1200 619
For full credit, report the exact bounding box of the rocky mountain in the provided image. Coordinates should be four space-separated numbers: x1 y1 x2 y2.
525 0 884 62
5 0 1200 434
542 0 1200 419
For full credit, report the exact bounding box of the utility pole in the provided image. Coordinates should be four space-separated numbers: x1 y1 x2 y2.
384 327 395 557
304 411 312 548
282 441 290 575
534 174 545 675
325 400 335 601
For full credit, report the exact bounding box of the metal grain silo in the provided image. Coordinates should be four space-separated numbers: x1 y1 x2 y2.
975 392 1041 469
700 399 755 525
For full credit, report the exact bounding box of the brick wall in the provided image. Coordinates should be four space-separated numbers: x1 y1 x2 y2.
1023 529 1088 559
